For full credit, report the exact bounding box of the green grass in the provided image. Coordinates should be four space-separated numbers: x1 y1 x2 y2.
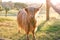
0 16 60 40
37 19 60 40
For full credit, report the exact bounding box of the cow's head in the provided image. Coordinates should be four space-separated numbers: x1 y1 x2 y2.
25 4 43 18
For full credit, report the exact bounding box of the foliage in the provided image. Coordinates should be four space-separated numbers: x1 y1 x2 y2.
0 5 3 11
4 7 10 17
14 2 27 10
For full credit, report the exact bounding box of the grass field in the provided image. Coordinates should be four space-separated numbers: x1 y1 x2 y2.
0 8 60 40
0 16 60 40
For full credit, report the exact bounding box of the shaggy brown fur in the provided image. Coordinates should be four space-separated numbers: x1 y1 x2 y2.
17 4 42 40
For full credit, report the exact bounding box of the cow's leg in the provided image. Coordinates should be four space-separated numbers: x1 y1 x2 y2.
32 30 36 40
18 27 21 33
26 32 29 40
18 29 20 33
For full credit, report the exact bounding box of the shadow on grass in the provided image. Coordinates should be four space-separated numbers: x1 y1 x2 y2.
36 21 48 32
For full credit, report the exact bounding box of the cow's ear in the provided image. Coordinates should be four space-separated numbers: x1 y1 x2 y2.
25 8 28 13
36 4 43 11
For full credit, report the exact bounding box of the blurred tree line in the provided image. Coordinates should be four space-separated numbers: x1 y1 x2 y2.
1 2 28 17
14 2 27 10
2 2 27 10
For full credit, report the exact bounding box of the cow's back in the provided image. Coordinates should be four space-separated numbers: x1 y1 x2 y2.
17 8 37 33
17 9 29 32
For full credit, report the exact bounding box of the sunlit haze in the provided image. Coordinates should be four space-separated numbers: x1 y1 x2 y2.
2 0 46 4
51 0 60 5
2 0 60 4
